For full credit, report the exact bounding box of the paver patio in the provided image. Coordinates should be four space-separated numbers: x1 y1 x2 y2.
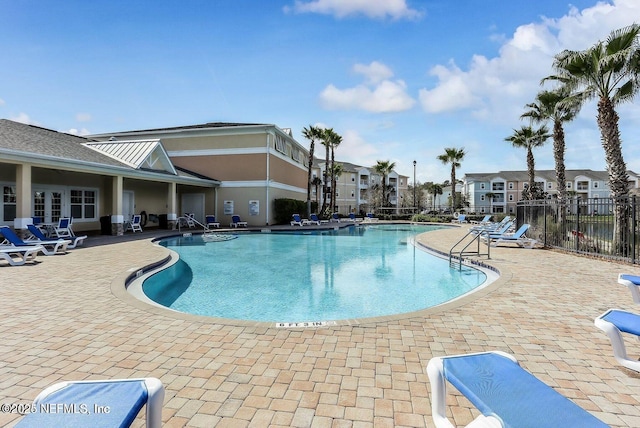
1 225 639 427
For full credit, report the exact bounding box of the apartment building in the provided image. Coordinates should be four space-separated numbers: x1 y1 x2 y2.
312 161 409 216
463 169 640 214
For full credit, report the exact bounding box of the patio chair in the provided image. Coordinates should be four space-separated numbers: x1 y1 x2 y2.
345 213 358 222
470 215 511 233
482 223 536 248
306 213 321 225
26 224 86 249
205 215 220 228
330 213 341 223
451 213 467 224
594 309 640 372
0 245 43 266
15 378 164 428
617 273 640 304
426 351 608 428
184 213 196 228
470 214 492 225
126 215 143 233
0 226 67 256
291 213 305 226
54 217 75 238
230 215 247 228
364 213 379 222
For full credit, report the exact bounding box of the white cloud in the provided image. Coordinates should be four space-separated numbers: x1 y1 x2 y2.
0 98 5 106
286 0 423 20
10 113 36 125
418 0 640 124
320 62 415 112
76 112 92 122
67 128 91 136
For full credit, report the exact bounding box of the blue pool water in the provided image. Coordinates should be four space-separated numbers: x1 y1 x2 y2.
142 224 487 322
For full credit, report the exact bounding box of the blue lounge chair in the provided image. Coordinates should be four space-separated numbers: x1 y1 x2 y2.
15 378 164 428
26 224 86 249
125 214 143 233
330 213 340 223
291 213 305 226
205 215 220 228
53 217 74 238
427 351 608 428
617 273 640 304
306 213 321 225
470 214 492 225
346 213 357 222
0 245 43 266
230 215 247 228
0 226 67 256
452 213 467 224
595 309 640 372
364 213 379 222
482 223 536 248
471 215 511 233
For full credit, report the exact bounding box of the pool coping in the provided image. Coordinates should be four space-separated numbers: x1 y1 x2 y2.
111 225 511 328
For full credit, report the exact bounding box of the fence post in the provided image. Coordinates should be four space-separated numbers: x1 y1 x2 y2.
543 202 547 247
633 196 637 264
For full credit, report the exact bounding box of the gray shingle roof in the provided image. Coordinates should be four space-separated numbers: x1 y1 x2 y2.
0 119 128 167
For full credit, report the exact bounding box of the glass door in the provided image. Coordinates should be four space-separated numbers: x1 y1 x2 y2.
33 189 63 223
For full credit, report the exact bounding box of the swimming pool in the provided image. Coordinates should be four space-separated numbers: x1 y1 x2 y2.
139 224 491 323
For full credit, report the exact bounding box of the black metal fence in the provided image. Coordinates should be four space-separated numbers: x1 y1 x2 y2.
516 197 640 264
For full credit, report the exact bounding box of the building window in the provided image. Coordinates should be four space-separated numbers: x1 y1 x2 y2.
508 182 514 190
547 182 552 189
351 190 355 197
70 189 97 220
480 183 485 190
509 194 513 201
3 185 16 222
593 182 599 188
351 174 355 182
481 194 485 201
567 182 572 189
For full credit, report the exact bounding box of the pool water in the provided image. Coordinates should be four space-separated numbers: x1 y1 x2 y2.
142 224 487 322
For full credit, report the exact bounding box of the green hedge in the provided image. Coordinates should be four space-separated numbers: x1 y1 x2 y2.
273 199 318 225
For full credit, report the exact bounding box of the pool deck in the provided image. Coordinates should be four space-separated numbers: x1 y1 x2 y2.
2 223 640 427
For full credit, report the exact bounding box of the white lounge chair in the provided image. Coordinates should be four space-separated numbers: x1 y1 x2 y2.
205 215 220 228
595 309 640 372
305 213 321 225
230 215 247 228
0 245 43 266
363 213 379 222
470 215 511 233
53 217 74 238
482 223 536 248
427 351 608 428
618 273 640 304
26 224 86 249
291 213 305 226
15 378 164 428
451 213 467 224
1 226 67 256
126 214 143 233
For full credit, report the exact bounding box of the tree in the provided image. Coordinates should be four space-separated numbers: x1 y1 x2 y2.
504 125 551 200
319 128 335 215
330 162 344 213
521 87 579 210
373 160 396 207
302 125 323 217
329 131 343 213
545 24 640 252
311 176 323 206
431 183 443 210
437 148 465 209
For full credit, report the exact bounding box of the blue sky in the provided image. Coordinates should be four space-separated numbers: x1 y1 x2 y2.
3 0 640 184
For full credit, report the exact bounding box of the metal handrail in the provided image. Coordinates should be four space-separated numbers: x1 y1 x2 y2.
176 215 210 233
448 229 491 270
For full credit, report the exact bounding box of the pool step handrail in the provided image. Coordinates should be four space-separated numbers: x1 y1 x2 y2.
449 229 490 270
176 215 211 233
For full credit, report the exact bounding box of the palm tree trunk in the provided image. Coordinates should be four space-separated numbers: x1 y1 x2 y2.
450 166 456 209
321 144 330 215
553 119 567 222
306 141 315 218
527 147 535 199
330 147 336 213
598 96 630 255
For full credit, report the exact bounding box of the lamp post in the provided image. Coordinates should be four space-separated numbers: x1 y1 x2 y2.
413 160 417 214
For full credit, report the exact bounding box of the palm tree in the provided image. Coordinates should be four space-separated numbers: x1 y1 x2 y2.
521 87 579 209
311 176 323 206
431 183 443 211
545 24 640 252
319 128 335 215
329 131 343 213
504 126 551 200
302 125 322 217
437 148 465 209
331 162 344 213
374 160 396 207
